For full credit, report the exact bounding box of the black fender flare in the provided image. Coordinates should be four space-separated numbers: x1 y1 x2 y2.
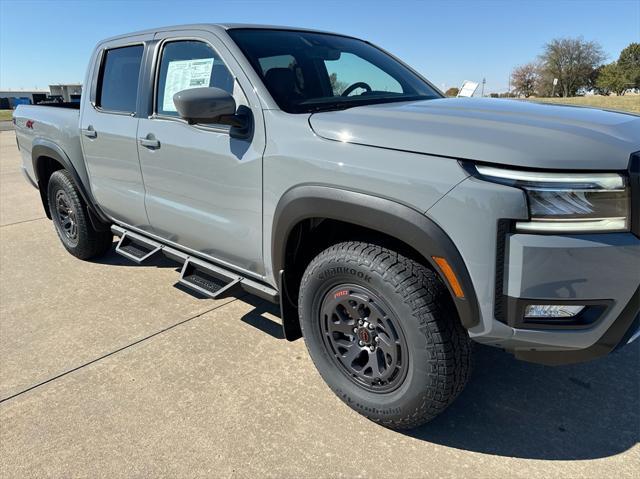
31 140 110 227
272 185 480 338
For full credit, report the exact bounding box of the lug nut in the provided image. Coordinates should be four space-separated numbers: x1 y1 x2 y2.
374 337 380 343
358 341 365 346
353 328 358 333
367 323 374 330
358 320 364 326
369 346 375 352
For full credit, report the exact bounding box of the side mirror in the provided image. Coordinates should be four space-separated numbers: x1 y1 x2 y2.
173 87 237 125
173 87 252 139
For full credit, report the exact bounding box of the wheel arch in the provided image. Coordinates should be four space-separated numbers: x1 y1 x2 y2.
31 140 109 229
272 185 480 340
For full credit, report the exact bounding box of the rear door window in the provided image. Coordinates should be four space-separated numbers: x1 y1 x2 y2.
97 45 144 113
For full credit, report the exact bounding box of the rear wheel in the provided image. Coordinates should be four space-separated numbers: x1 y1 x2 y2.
47 169 112 259
299 241 472 430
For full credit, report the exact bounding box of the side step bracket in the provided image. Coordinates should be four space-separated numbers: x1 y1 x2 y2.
179 257 244 299
115 231 162 264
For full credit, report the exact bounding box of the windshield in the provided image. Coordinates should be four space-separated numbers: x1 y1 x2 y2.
228 28 441 113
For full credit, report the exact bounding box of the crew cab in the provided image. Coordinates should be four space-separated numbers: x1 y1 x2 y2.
14 24 640 429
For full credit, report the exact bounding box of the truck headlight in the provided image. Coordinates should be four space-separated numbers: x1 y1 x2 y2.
475 165 630 233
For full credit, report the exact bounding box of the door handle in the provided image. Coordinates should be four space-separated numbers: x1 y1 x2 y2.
81 126 97 138
139 136 160 149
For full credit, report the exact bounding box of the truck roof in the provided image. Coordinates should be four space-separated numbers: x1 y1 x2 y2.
100 23 345 44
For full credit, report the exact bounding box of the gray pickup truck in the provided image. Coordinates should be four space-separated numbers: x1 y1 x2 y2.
14 24 640 429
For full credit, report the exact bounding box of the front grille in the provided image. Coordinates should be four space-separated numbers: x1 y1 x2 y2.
494 219 511 324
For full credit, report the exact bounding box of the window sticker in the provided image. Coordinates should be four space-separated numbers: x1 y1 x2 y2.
162 58 214 111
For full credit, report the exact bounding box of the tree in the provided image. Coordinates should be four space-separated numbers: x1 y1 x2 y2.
590 65 611 96
538 37 606 97
535 69 555 97
618 43 640 89
444 87 459 97
511 63 539 97
329 73 347 95
596 62 631 96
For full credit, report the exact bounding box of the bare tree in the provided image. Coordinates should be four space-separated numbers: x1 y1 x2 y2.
538 37 606 97
511 63 539 97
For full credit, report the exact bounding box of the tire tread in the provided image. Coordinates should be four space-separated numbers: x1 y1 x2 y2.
299 241 472 430
47 169 112 260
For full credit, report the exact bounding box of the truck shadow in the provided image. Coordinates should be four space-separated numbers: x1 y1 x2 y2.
239 296 285 339
407 341 639 460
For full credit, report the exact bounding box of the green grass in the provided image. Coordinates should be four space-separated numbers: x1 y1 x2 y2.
526 95 640 114
0 110 13 121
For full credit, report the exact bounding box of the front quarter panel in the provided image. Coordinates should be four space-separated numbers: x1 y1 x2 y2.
262 110 470 283
427 176 529 341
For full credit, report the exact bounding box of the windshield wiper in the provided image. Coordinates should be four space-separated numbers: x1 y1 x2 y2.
301 95 437 114
304 102 359 113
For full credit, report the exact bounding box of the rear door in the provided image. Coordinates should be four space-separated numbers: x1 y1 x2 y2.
80 35 151 229
136 30 265 275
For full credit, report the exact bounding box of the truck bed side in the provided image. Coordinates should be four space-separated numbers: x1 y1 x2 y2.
13 104 90 197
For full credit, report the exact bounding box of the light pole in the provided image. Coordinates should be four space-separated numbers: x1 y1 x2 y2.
481 78 486 97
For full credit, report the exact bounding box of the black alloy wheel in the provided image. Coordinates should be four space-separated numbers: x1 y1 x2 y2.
54 189 79 245
319 284 409 393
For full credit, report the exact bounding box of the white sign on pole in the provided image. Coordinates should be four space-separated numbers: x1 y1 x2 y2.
553 78 559 86
457 81 479 98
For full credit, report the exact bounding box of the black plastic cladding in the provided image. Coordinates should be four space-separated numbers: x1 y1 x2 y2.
272 185 482 335
630 152 639 237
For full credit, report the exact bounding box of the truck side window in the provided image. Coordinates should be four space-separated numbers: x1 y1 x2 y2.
156 40 238 117
97 45 144 113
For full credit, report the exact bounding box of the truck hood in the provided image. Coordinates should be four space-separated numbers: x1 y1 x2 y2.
309 98 640 170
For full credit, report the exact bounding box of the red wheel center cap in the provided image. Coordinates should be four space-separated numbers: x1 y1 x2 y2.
357 328 371 344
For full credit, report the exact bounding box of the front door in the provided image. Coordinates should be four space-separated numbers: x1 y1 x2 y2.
137 32 265 275
80 36 151 229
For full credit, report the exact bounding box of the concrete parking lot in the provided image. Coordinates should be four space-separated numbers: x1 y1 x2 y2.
0 129 638 478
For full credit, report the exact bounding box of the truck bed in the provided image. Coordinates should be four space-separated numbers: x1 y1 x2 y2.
33 101 81 109
13 104 87 191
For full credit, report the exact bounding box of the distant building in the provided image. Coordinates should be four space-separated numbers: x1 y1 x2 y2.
49 84 82 102
0 84 82 109
0 89 49 108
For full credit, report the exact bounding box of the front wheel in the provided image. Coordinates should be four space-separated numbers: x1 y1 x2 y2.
47 169 112 260
298 241 472 430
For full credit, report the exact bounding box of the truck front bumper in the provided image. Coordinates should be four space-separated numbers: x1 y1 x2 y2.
500 233 640 365
427 175 640 365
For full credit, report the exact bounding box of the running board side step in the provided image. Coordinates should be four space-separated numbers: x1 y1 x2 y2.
110 225 279 304
114 230 162 264
179 258 243 299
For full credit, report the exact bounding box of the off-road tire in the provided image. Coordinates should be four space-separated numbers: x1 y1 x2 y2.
299 241 472 430
47 169 112 260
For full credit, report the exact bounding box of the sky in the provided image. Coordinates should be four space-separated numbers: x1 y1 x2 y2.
1 0 639 93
